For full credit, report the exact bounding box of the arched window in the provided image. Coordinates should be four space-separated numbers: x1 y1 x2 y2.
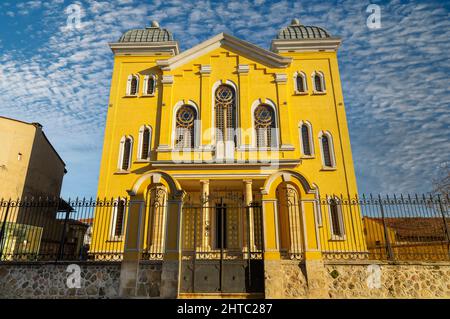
215 84 236 144
328 197 344 238
118 136 133 171
143 74 156 95
127 74 139 96
295 72 307 93
320 132 335 168
313 72 325 93
138 125 152 160
300 123 313 156
175 105 197 149
112 198 126 238
254 104 276 148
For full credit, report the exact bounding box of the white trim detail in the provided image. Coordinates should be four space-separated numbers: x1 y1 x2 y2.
171 100 201 149
312 71 326 94
327 195 346 240
293 71 308 94
251 98 280 148
142 74 156 96
126 74 139 96
156 33 292 71
118 135 133 171
211 80 240 152
137 125 152 160
318 131 336 169
298 121 315 157
110 197 127 240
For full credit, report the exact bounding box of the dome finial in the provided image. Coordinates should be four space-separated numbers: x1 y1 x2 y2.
151 20 160 28
291 18 300 25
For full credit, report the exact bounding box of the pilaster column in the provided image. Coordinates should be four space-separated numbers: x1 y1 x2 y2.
243 180 255 251
274 73 294 150
157 75 174 152
200 179 211 250
200 65 212 148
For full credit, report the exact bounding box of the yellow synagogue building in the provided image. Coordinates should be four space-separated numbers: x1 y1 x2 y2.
92 19 366 298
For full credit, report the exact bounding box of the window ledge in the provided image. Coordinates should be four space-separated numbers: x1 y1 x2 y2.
301 155 315 159
134 159 151 163
141 94 155 97
312 91 327 95
115 170 130 175
321 167 337 171
124 95 138 98
294 91 308 95
329 235 346 241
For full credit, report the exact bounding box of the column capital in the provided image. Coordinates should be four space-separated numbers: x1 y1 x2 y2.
243 179 253 185
199 179 210 185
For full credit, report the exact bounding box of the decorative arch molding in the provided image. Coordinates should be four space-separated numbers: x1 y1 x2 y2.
250 98 280 148
127 170 183 198
171 99 200 149
262 170 315 195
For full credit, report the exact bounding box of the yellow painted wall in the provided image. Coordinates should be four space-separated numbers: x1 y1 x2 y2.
93 37 362 257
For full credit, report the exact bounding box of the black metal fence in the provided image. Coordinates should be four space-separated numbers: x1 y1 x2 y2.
0 194 449 263
0 198 128 262
318 194 450 261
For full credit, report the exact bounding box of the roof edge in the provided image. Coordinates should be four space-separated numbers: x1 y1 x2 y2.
156 32 292 71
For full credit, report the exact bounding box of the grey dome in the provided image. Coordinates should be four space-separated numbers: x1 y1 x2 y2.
119 21 174 43
277 19 330 40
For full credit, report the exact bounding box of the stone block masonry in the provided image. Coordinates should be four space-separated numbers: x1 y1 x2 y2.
264 260 450 299
1 260 449 298
0 261 162 299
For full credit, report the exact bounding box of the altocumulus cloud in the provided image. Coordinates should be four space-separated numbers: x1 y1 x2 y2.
0 0 448 197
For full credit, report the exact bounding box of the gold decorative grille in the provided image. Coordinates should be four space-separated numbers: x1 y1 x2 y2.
254 104 275 147
175 105 196 148
215 85 236 143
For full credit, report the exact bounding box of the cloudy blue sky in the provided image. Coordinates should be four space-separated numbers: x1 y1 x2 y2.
0 0 448 198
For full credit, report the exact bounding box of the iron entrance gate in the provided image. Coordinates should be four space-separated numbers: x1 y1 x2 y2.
180 195 264 294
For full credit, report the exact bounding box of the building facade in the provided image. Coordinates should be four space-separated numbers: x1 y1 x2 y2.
0 116 69 260
93 19 364 297
0 116 66 200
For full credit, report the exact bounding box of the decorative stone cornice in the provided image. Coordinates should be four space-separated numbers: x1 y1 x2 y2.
237 64 250 74
274 73 288 83
200 64 212 75
161 75 174 84
271 38 342 53
109 41 179 56
157 33 292 71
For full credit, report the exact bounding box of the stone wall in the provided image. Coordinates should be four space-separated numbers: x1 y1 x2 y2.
265 259 450 299
2 260 449 298
325 261 450 299
0 261 162 299
264 260 308 298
